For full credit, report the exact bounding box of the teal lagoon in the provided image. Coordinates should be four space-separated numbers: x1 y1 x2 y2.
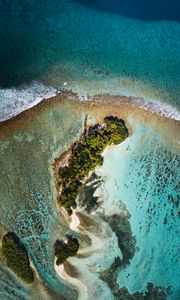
97 118 180 299
0 102 83 299
0 100 179 299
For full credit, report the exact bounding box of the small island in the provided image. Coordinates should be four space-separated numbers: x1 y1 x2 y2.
54 235 79 265
1 232 34 284
56 116 129 215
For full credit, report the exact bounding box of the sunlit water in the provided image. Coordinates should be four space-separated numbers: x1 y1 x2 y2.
0 0 180 298
0 97 179 299
97 118 180 299
0 0 180 120
0 103 83 299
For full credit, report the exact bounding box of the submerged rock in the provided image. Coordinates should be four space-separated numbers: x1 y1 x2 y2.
103 214 136 265
78 172 102 213
100 256 168 300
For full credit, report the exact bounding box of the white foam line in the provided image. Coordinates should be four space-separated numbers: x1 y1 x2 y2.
0 81 57 122
129 96 180 121
73 93 180 121
0 81 179 122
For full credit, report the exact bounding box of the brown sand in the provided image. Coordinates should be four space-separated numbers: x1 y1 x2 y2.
0 93 179 144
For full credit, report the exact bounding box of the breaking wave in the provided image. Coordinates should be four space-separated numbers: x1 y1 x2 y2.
130 97 180 121
0 81 179 122
0 81 57 122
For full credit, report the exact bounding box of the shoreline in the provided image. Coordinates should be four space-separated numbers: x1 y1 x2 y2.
0 91 179 127
52 115 129 215
0 90 179 299
54 260 88 300
51 103 179 297
52 117 128 295
1 89 180 124
0 92 179 150
52 114 131 298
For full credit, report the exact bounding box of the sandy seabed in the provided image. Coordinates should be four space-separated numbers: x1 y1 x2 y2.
0 92 179 300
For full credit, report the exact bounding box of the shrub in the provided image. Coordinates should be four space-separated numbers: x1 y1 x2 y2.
54 235 79 265
2 232 34 284
58 116 128 214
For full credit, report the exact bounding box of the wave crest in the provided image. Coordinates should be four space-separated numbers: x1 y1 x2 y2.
0 82 57 122
0 81 179 122
130 97 180 121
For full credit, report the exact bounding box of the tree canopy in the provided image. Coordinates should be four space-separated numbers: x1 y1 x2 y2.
58 116 128 214
2 232 34 284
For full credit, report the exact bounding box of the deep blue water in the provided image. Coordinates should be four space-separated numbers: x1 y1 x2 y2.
73 0 180 22
0 0 180 120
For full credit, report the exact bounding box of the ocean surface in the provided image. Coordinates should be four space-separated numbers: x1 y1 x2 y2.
97 118 180 299
0 0 180 120
0 102 83 299
0 1 180 300
0 99 179 299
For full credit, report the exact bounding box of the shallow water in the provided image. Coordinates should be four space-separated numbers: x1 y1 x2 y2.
97 118 180 299
0 99 179 299
0 0 180 120
0 102 83 299
0 1 180 298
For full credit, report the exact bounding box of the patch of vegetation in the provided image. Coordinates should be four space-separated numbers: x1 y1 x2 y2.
58 116 128 214
1 232 34 284
55 235 79 265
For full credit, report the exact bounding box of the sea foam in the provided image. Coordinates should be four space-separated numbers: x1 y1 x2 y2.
0 81 180 123
78 94 180 121
130 97 180 121
0 82 57 122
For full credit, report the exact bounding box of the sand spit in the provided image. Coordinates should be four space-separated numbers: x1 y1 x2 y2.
1 91 179 300
54 261 88 300
0 92 179 145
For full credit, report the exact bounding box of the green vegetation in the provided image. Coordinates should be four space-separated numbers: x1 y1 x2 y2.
58 116 128 214
54 235 79 265
1 232 34 284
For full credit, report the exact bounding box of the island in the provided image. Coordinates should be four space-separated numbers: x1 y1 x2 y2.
55 116 129 215
53 116 128 265
54 235 79 265
1 232 34 284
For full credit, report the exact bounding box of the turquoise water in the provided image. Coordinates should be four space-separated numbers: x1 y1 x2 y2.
0 100 179 299
0 0 180 120
0 1 180 299
98 118 180 299
0 261 29 300
0 103 83 299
